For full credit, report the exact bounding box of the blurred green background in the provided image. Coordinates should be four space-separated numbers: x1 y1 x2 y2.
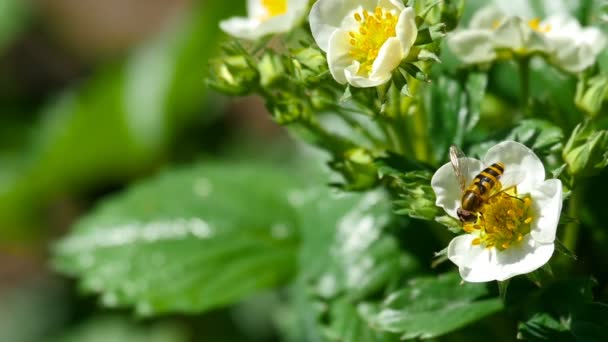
0 0 291 341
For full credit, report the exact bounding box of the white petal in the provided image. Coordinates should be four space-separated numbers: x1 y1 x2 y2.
543 15 582 40
529 179 563 244
368 37 403 84
431 158 484 219
579 27 607 56
448 235 498 282
493 235 554 281
248 0 267 19
395 7 417 55
309 0 377 52
551 43 596 73
494 0 534 18
344 65 390 87
220 17 263 40
483 141 545 195
468 6 506 29
327 29 354 84
447 30 497 64
492 17 526 50
378 0 405 11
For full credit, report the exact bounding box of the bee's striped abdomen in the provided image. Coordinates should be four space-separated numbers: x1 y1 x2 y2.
469 162 505 196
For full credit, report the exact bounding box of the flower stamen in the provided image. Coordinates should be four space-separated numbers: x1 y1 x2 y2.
463 190 533 251
260 0 288 20
528 18 551 33
348 6 399 76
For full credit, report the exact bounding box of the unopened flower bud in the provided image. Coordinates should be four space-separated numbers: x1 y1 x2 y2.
208 55 258 95
563 121 608 178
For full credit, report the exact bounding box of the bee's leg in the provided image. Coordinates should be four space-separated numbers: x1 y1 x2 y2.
487 185 517 200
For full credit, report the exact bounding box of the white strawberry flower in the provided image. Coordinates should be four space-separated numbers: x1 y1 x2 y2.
431 141 563 282
309 0 418 88
220 0 308 40
447 6 549 64
447 6 606 73
541 15 607 73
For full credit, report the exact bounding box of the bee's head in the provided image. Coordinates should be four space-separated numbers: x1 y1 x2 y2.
457 208 477 223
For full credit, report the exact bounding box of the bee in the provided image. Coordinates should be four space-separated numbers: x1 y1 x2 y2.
449 145 505 223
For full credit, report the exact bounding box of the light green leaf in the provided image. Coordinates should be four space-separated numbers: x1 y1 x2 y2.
53 162 303 316
365 272 503 340
300 190 416 301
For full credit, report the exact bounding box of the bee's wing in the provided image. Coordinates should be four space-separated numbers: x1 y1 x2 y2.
449 145 469 192
498 169 526 190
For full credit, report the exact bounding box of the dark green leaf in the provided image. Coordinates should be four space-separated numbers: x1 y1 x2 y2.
517 313 570 341
364 272 503 339
424 73 487 164
53 162 302 316
518 304 608 342
507 119 564 155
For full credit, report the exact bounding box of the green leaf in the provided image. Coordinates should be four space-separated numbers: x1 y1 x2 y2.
53 162 302 316
517 313 570 341
53 316 186 342
300 190 414 301
275 278 325 342
518 304 608 342
507 119 564 156
364 272 503 340
323 298 398 342
424 73 487 164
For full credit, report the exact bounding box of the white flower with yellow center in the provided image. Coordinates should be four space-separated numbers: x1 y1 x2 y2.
220 0 308 40
447 6 549 64
431 141 563 282
447 6 606 73
309 0 417 87
541 15 607 73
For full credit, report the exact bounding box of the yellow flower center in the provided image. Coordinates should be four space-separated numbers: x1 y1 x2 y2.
491 18 552 33
463 190 534 250
527 18 551 33
348 7 399 76
260 0 287 20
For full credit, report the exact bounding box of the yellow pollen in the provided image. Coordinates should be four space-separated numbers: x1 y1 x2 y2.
463 190 534 251
260 0 287 20
348 6 399 76
528 18 552 33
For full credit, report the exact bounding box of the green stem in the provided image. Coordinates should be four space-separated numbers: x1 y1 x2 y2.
401 77 429 162
336 110 385 146
379 118 406 154
298 116 353 154
562 183 584 253
518 57 531 116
